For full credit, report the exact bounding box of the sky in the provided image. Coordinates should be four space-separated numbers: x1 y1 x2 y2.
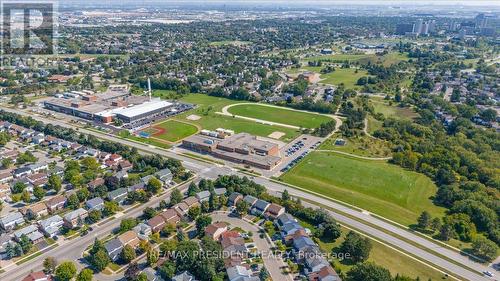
62 0 500 6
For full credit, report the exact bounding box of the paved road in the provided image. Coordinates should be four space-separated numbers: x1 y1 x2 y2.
210 212 294 281
0 180 194 281
0 106 493 281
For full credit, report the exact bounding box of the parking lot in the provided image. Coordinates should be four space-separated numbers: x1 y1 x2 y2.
272 134 323 176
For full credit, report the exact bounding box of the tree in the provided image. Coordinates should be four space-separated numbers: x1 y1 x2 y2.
158 261 176 280
187 182 199 196
55 261 77 281
67 194 80 210
19 234 32 254
120 218 138 233
12 181 26 193
43 257 57 274
321 220 342 241
87 239 110 272
147 249 159 266
188 206 201 220
235 200 249 217
259 267 270 281
142 207 157 219
47 174 62 193
103 201 119 216
339 231 372 263
21 190 31 203
471 237 499 262
87 210 102 224
146 177 162 194
438 223 455 241
430 218 442 232
76 268 93 281
170 188 183 205
121 244 136 263
125 262 140 281
417 211 432 229
1 158 13 169
33 185 45 201
77 188 90 202
346 262 392 281
196 215 212 234
281 189 290 201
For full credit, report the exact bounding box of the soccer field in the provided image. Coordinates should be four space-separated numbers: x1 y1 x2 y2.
280 151 445 225
226 104 333 128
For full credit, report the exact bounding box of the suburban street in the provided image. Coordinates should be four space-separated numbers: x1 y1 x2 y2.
0 106 493 281
0 179 195 281
210 212 294 281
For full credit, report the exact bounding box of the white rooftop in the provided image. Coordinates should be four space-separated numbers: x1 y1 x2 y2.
115 99 173 118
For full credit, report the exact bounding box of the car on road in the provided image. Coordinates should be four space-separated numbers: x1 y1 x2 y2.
483 271 494 277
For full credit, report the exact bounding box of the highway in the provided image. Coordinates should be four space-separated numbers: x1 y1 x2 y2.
0 106 493 281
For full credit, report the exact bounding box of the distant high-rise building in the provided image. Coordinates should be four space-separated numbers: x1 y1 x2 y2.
421 22 430 35
396 23 415 35
475 13 488 29
414 18 423 34
428 20 436 34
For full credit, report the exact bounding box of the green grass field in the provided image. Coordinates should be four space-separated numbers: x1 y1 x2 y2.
371 98 419 120
320 134 392 158
148 120 198 143
281 152 445 225
226 104 332 128
175 94 301 142
304 52 409 67
320 68 370 88
297 220 446 281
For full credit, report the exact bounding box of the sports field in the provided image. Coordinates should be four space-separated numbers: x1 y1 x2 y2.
226 104 332 128
175 94 301 142
280 152 445 225
143 120 198 143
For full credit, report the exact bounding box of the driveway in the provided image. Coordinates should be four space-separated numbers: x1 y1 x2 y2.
210 212 294 281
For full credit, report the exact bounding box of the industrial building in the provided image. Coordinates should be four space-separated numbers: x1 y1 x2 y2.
43 86 183 125
182 132 282 170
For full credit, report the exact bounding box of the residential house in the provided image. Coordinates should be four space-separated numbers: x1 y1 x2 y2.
38 215 63 237
182 196 199 209
205 222 228 240
0 183 11 201
14 224 44 244
45 195 66 212
118 160 133 171
226 265 259 281
115 170 128 180
214 188 226 196
276 213 296 228
133 223 152 240
88 178 105 190
23 202 49 219
243 195 257 208
196 190 210 202
29 163 48 174
155 168 172 184
172 271 195 281
308 264 341 281
159 209 181 225
0 234 12 259
148 215 166 233
63 208 88 229
128 182 145 192
0 171 13 184
105 238 124 262
85 197 104 211
118 230 140 249
173 202 189 218
251 199 270 216
265 203 285 219
107 188 128 204
13 167 32 178
228 192 243 206
0 211 25 230
143 267 162 281
21 271 52 281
